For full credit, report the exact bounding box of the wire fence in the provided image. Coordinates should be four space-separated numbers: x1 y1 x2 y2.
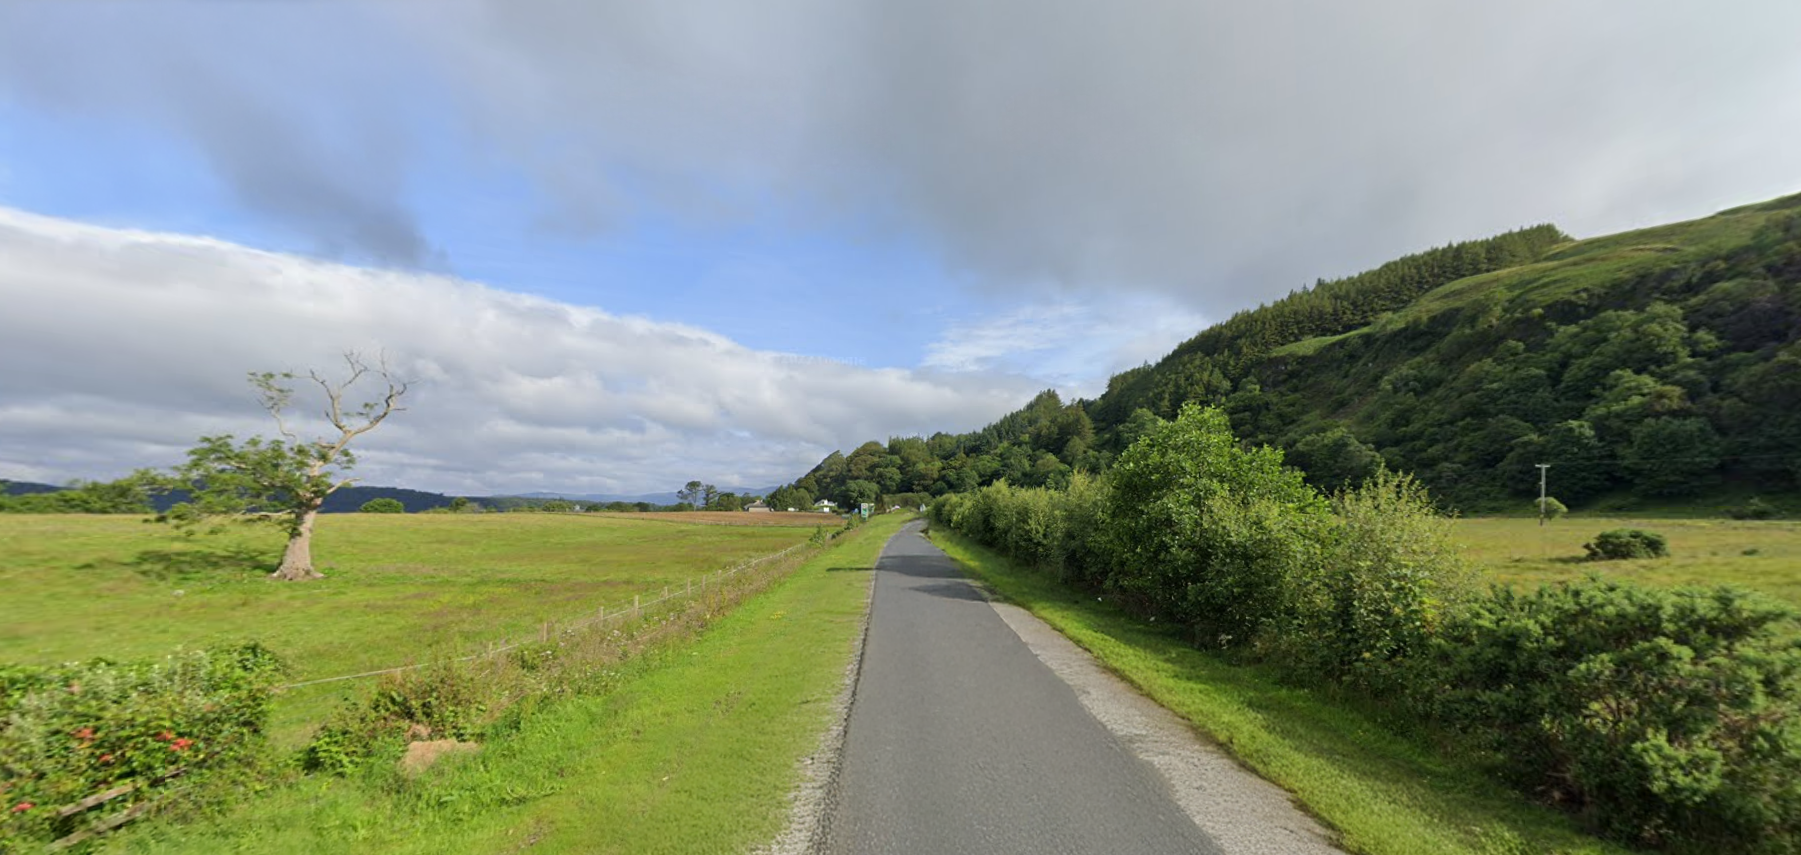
275 541 811 691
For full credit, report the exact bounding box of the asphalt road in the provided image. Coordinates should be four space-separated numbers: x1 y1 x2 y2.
820 521 1224 855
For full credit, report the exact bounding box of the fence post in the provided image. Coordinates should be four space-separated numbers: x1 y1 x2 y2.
634 594 640 619
541 621 549 643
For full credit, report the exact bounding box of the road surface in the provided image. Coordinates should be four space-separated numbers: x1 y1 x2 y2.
821 521 1226 854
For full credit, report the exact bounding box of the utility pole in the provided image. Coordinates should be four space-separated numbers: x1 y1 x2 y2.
1536 463 1551 527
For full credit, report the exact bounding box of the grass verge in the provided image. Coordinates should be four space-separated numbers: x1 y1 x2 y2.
927 527 1641 855
103 513 905 854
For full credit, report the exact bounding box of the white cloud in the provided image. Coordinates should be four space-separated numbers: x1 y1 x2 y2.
923 294 1208 399
0 208 1037 494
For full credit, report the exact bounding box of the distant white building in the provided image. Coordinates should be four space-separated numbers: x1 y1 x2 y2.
814 499 837 511
746 500 771 513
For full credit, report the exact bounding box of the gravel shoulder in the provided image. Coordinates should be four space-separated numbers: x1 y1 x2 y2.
987 597 1342 855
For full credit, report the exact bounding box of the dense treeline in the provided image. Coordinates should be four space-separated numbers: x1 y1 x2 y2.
782 194 1801 511
0 478 152 513
785 389 1103 508
1095 222 1571 413
933 405 1801 850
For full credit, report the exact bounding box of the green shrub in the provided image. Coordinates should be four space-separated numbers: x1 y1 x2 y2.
0 645 285 848
1102 403 1328 643
1281 470 1470 682
1057 472 1112 586
1728 497 1778 520
301 661 487 775
928 492 963 531
358 497 405 513
1584 528 1670 560
1536 496 1568 519
1412 579 1801 849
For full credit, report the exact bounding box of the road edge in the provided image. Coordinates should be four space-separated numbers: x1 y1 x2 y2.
753 523 895 855
923 521 1345 855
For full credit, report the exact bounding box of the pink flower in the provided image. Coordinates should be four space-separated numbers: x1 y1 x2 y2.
10 802 32 814
155 731 174 742
169 738 193 752
99 754 115 764
72 727 95 741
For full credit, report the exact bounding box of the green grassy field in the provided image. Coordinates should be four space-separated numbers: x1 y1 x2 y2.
109 512 904 855
1453 516 1801 605
930 528 1634 855
0 514 816 744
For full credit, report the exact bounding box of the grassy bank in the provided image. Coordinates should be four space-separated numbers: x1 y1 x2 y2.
105 512 905 854
1454 516 1801 606
928 527 1638 855
0 514 815 745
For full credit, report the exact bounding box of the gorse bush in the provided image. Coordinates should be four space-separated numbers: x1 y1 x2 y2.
1057 472 1110 586
1585 528 1670 560
932 403 1801 850
0 644 285 848
1728 497 1779 520
1279 470 1471 683
1103 404 1328 643
1413 579 1801 850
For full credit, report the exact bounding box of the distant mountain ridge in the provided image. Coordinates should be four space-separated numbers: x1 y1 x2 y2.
1 480 62 495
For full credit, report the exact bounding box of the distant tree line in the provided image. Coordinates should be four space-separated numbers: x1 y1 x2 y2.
0 477 153 514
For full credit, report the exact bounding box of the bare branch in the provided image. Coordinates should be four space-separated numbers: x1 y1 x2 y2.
252 371 300 441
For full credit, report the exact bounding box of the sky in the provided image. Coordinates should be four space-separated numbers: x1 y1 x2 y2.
1 1 1798 496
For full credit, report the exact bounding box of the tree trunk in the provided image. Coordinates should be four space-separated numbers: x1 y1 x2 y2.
272 506 324 581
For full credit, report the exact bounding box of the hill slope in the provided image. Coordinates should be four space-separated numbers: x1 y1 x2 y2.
784 192 1801 511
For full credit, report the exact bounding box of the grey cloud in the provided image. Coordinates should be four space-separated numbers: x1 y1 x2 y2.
5 1 1799 315
402 0 1801 310
0 208 1036 493
0 2 435 265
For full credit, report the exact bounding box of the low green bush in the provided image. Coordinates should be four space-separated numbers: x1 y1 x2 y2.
0 644 285 848
1103 404 1328 643
358 497 405 514
1727 497 1779 520
1278 470 1471 683
1412 579 1801 849
1584 528 1670 560
301 661 488 776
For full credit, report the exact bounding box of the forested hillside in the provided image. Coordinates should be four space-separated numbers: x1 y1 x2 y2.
786 192 1801 511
